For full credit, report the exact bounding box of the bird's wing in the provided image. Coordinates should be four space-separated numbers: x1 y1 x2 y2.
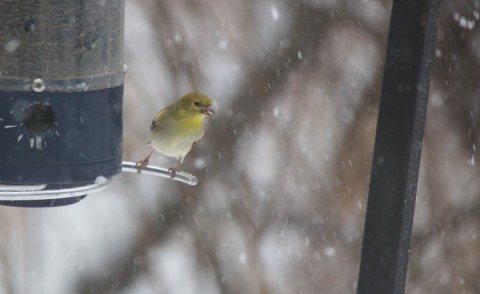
150 109 167 131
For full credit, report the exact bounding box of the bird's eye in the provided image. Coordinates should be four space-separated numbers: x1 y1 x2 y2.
194 101 201 107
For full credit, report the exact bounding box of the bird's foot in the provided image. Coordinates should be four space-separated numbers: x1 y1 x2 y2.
135 159 149 174
167 167 177 179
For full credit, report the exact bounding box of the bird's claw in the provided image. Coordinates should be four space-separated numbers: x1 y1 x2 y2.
135 160 148 174
168 167 177 179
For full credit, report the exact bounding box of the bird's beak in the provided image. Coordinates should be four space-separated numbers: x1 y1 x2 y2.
202 106 216 119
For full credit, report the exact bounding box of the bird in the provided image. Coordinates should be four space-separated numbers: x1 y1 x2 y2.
135 92 215 177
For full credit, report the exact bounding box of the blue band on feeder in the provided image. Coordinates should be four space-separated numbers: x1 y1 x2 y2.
0 86 123 206
0 86 123 183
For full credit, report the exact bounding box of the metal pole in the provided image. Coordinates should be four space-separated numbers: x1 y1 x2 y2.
357 0 440 293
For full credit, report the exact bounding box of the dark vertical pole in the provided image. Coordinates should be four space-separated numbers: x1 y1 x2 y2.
357 0 439 293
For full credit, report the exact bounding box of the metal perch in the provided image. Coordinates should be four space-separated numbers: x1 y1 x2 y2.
0 162 197 202
121 161 198 186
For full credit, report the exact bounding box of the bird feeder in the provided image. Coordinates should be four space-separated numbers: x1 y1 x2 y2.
0 0 124 207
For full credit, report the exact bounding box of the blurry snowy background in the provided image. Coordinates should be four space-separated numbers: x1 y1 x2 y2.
1 0 480 293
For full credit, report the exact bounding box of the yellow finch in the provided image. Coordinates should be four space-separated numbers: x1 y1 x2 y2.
136 92 215 176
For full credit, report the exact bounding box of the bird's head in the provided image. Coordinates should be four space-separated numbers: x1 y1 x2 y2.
179 92 215 119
